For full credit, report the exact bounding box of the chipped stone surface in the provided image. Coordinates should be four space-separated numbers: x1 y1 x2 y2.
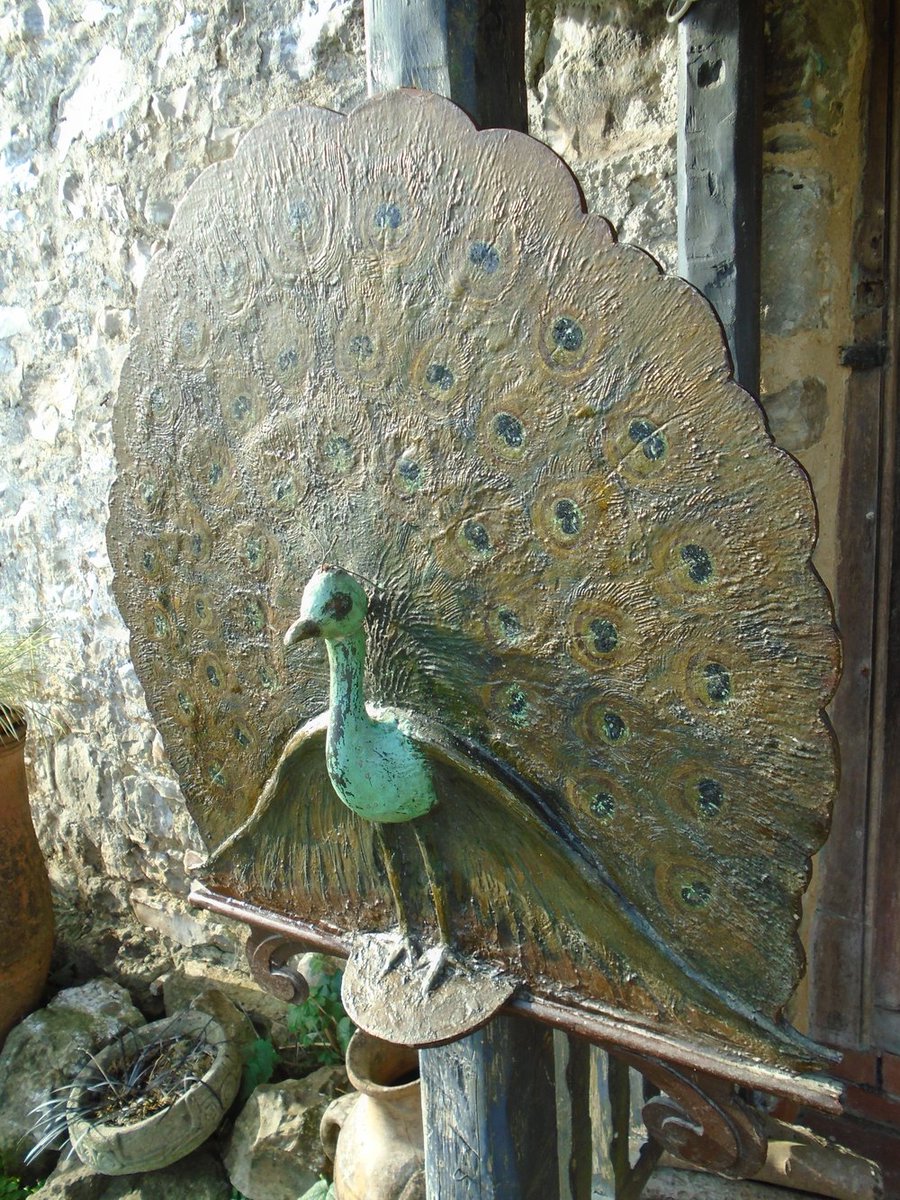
33 1150 231 1200
224 1066 350 1200
762 376 829 453
761 169 835 336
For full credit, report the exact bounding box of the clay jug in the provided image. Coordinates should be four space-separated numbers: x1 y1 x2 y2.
321 1030 425 1200
0 721 54 1048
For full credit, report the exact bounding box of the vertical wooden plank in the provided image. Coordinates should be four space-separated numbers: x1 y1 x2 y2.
554 1030 592 1200
420 1017 560 1200
364 0 527 131
869 0 900 1052
676 0 762 392
808 0 892 1049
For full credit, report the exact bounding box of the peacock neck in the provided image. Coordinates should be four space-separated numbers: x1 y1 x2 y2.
325 628 370 738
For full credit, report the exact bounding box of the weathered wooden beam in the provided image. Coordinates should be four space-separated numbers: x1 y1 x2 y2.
676 0 762 392
420 1017 560 1199
364 0 527 131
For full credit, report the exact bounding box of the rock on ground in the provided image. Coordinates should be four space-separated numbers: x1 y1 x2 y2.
33 1149 230 1200
224 1064 350 1200
0 978 145 1178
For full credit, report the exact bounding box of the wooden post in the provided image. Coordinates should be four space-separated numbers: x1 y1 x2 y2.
419 1018 560 1199
676 0 762 392
364 0 528 131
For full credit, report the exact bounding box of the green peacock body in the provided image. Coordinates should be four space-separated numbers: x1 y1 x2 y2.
107 91 839 1067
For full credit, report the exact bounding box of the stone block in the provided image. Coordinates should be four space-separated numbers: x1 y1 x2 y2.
223 1065 350 1200
0 978 145 1178
762 376 829 453
33 1149 231 1200
762 169 834 336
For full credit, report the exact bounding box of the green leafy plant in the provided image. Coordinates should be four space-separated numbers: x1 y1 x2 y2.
284 959 353 1069
238 1036 279 1104
0 1175 41 1199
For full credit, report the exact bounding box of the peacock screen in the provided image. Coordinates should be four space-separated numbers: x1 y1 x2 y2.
107 90 840 1069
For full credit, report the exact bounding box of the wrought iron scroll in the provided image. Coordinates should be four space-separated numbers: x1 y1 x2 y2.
616 1050 768 1179
245 928 310 1004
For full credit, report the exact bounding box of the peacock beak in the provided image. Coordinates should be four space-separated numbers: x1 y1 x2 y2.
284 617 321 647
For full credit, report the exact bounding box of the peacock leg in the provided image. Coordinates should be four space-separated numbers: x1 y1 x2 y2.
373 824 417 973
413 826 459 995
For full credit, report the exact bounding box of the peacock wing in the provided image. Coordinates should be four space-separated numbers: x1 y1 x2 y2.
108 91 839 1053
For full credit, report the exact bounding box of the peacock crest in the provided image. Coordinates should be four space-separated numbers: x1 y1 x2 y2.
108 91 839 1063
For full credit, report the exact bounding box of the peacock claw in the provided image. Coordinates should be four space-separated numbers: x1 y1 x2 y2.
380 934 420 977
418 942 457 996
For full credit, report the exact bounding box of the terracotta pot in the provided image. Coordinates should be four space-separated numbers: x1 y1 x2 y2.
0 720 54 1048
67 1008 244 1175
322 1030 425 1200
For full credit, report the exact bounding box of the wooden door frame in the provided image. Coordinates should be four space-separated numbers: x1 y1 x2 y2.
808 0 900 1058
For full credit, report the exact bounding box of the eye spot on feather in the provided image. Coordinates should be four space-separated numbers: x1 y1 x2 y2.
505 686 530 727
277 348 299 374
244 597 267 633
233 724 253 748
178 319 202 356
590 619 618 654
601 711 628 743
287 199 312 230
232 393 252 420
206 663 221 688
461 520 492 556
271 475 298 506
628 419 667 461
681 544 713 585
208 762 227 788
349 334 374 359
138 479 160 512
469 241 500 274
681 880 712 908
176 690 195 718
323 434 355 474
704 662 732 703
497 607 521 641
591 791 616 819
552 316 584 352
425 363 455 391
396 454 423 492
258 664 278 692
153 611 169 638
697 778 724 817
244 535 264 569
494 412 524 449
374 202 402 230
554 498 583 538
149 385 169 415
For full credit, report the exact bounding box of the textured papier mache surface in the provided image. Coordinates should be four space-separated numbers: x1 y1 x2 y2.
107 89 840 1068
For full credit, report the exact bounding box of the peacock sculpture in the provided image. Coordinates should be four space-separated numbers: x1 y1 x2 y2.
107 90 840 1068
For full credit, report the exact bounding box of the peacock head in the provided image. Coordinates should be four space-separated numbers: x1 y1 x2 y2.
284 566 368 646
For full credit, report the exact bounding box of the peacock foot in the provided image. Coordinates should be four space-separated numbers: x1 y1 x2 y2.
342 932 517 1047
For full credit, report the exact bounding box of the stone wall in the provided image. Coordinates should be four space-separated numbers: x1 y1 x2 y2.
0 1 868 1007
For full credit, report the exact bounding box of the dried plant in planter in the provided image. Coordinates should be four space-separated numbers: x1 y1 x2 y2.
60 1010 243 1175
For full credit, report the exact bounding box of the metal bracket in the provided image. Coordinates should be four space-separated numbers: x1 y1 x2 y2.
245 928 310 1004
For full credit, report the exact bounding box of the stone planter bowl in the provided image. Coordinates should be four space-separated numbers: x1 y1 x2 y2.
67 1009 243 1175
